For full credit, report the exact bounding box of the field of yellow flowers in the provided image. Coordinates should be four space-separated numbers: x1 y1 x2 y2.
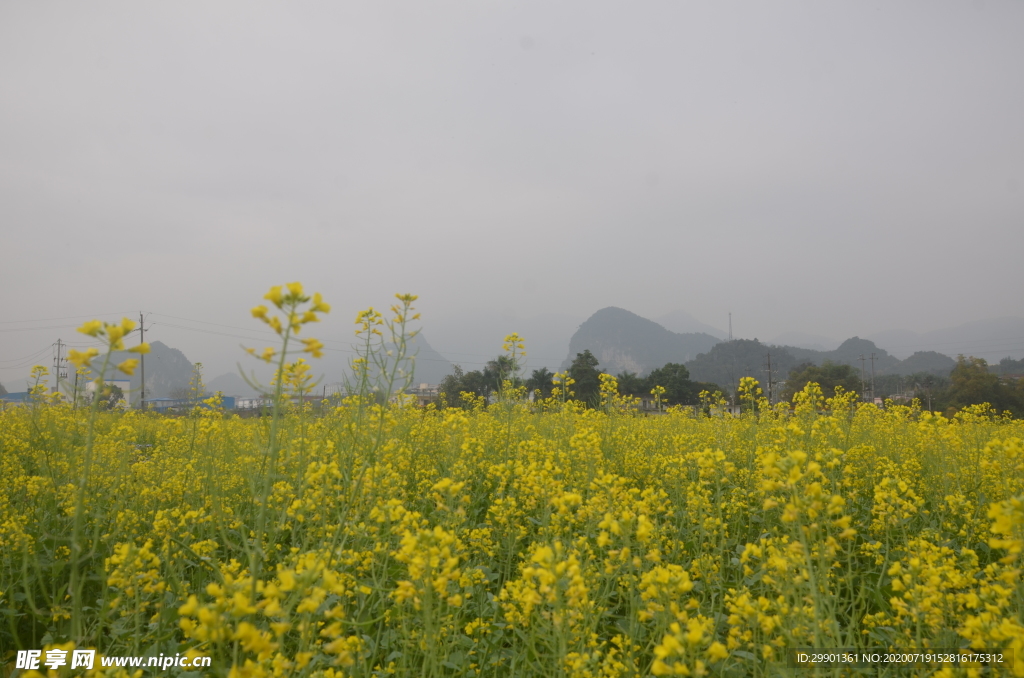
2 287 1023 678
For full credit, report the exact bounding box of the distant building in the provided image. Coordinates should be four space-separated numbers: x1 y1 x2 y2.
0 392 29 406
145 395 236 412
406 383 440 407
237 396 273 410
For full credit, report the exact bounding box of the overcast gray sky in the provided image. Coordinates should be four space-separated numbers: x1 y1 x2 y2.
2 1 1023 385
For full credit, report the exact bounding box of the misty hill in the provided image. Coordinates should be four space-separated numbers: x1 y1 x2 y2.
561 307 720 375
685 339 802 391
653 310 727 340
783 338 955 377
406 333 454 385
769 331 839 352
893 351 956 376
685 338 958 394
90 340 194 399
356 332 455 387
207 372 259 397
786 337 901 374
868 316 1024 360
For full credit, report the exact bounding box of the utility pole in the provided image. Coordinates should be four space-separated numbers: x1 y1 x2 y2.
52 339 68 396
139 312 146 411
869 353 876 404
728 313 733 341
763 352 774 405
858 355 867 401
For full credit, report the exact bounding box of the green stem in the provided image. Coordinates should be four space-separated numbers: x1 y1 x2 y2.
70 349 114 642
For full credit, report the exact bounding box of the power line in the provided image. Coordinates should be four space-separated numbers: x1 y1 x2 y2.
149 316 572 365
0 312 136 325
149 313 282 338
0 346 52 363
150 312 572 362
0 323 104 333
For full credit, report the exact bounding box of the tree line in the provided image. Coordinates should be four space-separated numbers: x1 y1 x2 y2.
437 348 1024 417
782 356 1024 416
438 349 718 409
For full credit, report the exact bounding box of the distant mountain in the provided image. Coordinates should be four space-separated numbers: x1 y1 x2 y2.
406 333 455 385
786 337 901 374
561 307 720 375
686 339 801 391
868 317 1024 360
893 351 956 376
769 331 839 352
685 337 955 394
90 340 195 400
653 310 727 340
207 372 259 397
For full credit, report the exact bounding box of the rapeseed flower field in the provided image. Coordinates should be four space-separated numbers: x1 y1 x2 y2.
2 286 1023 677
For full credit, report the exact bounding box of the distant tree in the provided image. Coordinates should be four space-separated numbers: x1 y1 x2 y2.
871 371 951 407
438 364 496 407
615 371 646 397
0 381 6 397
483 355 521 390
460 370 491 399
783 361 861 401
568 350 601 406
644 363 701 406
99 384 126 410
947 356 1024 416
438 365 466 407
995 357 1024 376
526 367 555 398
914 373 950 412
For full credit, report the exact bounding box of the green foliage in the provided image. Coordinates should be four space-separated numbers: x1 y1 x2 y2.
645 363 700 406
614 371 646 397
995 356 1024 375
483 355 520 388
439 365 485 407
526 367 555 399
616 364 717 407
686 339 799 396
98 384 126 410
871 372 950 406
783 361 861 401
439 356 524 408
568 349 601 406
947 356 1024 416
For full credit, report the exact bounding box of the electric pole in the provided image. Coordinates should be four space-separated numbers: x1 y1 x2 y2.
52 339 68 396
858 355 867 401
869 353 876 404
763 352 774 405
728 313 733 341
139 312 146 411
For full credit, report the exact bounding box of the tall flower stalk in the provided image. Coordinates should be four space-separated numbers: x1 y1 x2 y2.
65 317 149 642
245 283 330 588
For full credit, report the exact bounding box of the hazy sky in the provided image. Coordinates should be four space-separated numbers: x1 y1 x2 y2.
2 1 1023 385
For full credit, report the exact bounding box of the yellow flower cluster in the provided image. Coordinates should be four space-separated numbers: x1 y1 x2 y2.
70 316 150 375
248 282 330 363
3 306 1024 676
